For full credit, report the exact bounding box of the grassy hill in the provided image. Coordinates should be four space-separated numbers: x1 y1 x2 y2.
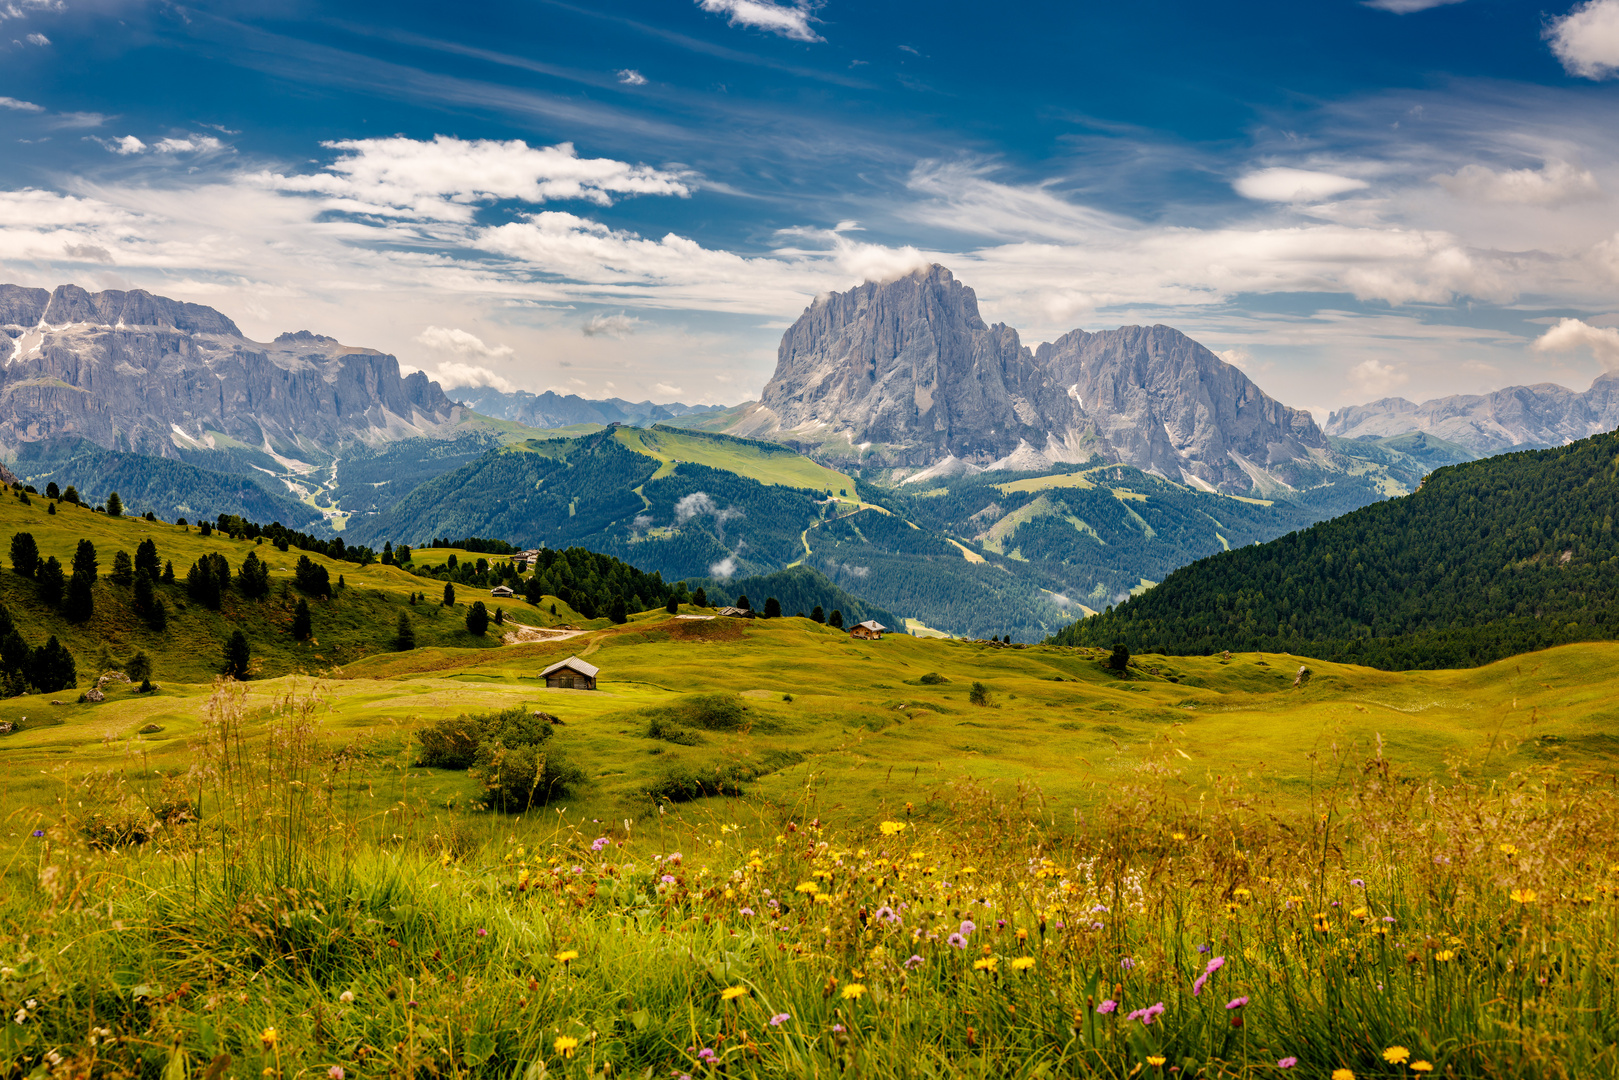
1051 429 1619 668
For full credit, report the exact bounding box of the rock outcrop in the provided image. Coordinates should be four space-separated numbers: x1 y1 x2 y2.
0 284 457 461
732 265 1328 493
1325 374 1619 456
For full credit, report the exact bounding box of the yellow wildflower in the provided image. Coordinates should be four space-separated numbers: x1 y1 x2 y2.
879 821 907 836
1383 1047 1411 1065
795 881 819 894
1499 843 1518 857
555 950 579 963
260 1028 277 1049
841 983 866 1000
554 1035 579 1058
1147 1056 1166 1067
1010 956 1036 971
1435 950 1455 962
1171 832 1186 841
721 986 749 1001
1410 1063 1433 1074
973 957 998 971
1332 1071 1355 1080
1510 889 1538 904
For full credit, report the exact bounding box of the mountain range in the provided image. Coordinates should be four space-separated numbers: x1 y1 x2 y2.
1324 373 1619 456
448 386 729 430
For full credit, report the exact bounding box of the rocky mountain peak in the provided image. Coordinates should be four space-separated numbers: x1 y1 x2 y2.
731 266 1329 494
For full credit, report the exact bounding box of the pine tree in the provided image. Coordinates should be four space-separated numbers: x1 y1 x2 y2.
106 491 123 517
127 651 152 683
9 532 37 578
666 594 680 615
162 560 175 584
239 550 270 599
110 550 134 586
443 582 456 607
764 596 782 619
828 609 844 629
693 587 708 608
134 538 161 581
64 540 98 622
736 594 751 611
609 596 628 624
291 598 312 641
224 631 251 680
395 610 416 651
466 601 490 636
44 482 58 500
810 605 825 623
30 636 77 693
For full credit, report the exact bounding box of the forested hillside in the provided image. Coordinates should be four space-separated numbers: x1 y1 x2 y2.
1050 431 1619 668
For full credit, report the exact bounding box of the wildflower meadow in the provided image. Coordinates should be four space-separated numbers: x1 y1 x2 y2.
2 681 1617 1079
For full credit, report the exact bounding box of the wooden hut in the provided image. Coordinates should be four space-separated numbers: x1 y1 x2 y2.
716 606 755 618
541 656 599 690
849 620 888 640
490 584 516 598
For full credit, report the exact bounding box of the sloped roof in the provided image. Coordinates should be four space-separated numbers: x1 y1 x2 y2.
854 620 888 632
541 656 599 679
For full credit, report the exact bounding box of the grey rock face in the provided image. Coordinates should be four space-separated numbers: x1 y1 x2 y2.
737 264 1326 492
1325 375 1619 455
0 283 456 460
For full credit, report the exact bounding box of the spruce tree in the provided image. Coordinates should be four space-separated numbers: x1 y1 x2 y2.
134 538 160 581
466 601 490 636
395 610 416 651
106 492 123 517
764 596 782 619
609 596 628 624
443 581 456 607
64 540 97 622
291 598 312 641
666 594 680 615
9 532 37 578
224 631 251 680
110 550 134 586
810 605 825 624
828 609 844 629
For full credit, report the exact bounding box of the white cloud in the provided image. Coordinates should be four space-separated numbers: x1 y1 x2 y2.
1547 0 1619 79
1216 347 1253 369
708 556 738 579
0 96 42 112
1233 168 1370 203
582 312 638 337
1362 0 1467 11
21 30 47 45
0 0 65 19
675 492 717 522
1435 159 1602 205
617 69 647 86
416 325 515 360
1532 317 1619 371
264 136 691 222
426 361 516 392
654 382 684 396
1349 358 1411 397
154 135 226 154
103 135 147 155
695 0 821 42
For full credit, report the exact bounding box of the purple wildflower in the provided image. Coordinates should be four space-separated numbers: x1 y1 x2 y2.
475 928 489 938
661 874 676 884
1091 904 1110 914
668 852 683 865
328 1069 345 1080
769 1013 790 1026
1125 1002 1166 1026
831 1024 845 1033
1121 957 1136 971
960 920 976 935
1096 999 1118 1014
1225 996 1249 1010
904 954 924 970
947 933 968 949
592 837 610 852
1350 878 1365 887
1192 973 1208 997
1278 1058 1297 1069
1197 943 1211 954
1090 921 1105 931
31 830 44 838
739 907 755 917
697 1048 716 1062
1204 956 1225 975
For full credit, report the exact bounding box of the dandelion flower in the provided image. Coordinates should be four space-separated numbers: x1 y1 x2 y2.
1147 1056 1166 1067
1011 956 1036 971
721 986 749 1001
1410 1063 1433 1074
1499 843 1518 857
554 1035 579 1058
972 957 998 971
555 950 579 963
1278 1058 1297 1069
1510 888 1537 904
1383 1047 1411 1065
1333 1071 1355 1080
841 983 867 1000
795 881 819 894
879 821 907 835
1435 950 1455 962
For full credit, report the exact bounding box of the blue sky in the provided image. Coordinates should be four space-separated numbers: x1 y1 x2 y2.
3 0 1619 415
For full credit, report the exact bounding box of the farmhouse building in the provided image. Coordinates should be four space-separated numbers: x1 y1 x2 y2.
716 606 754 618
490 585 515 598
849 620 888 640
541 656 599 690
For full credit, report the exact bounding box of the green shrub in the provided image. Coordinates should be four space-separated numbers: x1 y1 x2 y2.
646 715 704 745
416 714 487 769
969 681 991 706
919 672 947 685
415 704 585 810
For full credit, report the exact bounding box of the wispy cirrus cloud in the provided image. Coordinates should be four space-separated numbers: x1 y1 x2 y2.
1361 0 1467 12
695 0 821 42
0 95 41 111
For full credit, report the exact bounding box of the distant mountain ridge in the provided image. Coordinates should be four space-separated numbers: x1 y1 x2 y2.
728 265 1329 495
448 386 729 429
0 283 458 464
1325 373 1619 456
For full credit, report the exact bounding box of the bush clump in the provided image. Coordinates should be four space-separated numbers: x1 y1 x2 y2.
918 672 948 685
415 705 585 809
